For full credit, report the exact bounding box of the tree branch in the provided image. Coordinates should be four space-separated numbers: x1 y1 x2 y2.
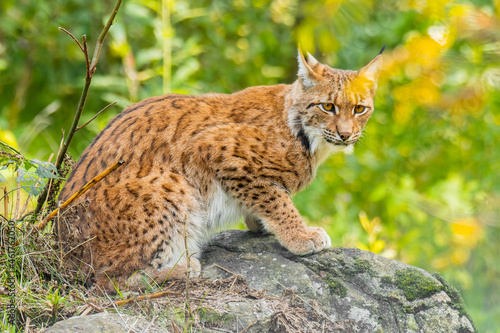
76 102 116 131
58 27 85 54
34 0 123 215
90 0 123 75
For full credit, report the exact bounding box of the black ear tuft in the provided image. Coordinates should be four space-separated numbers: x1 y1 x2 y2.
379 45 387 55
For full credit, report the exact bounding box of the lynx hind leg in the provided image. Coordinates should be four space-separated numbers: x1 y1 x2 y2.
128 257 202 290
94 254 202 294
90 172 202 294
244 214 266 233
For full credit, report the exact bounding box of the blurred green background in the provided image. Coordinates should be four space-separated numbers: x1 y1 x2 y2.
1 0 499 331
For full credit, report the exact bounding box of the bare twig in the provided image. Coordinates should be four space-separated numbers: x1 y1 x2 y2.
214 264 237 276
62 236 96 259
14 171 21 220
229 275 239 292
18 193 32 219
53 132 63 175
171 319 181 333
162 0 173 93
276 281 336 324
80 306 93 316
0 187 24 205
82 35 90 75
89 0 122 75
213 264 241 292
115 290 182 306
76 102 117 131
57 200 63 266
104 293 140 333
71 292 105 312
60 0 122 170
58 27 85 54
36 160 124 230
40 143 60 214
240 322 255 333
3 187 8 218
24 317 30 333
34 0 123 215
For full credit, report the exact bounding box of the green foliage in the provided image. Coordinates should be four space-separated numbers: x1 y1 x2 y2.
45 286 68 323
0 144 59 198
0 0 499 331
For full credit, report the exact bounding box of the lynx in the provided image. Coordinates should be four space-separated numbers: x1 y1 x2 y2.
58 49 383 292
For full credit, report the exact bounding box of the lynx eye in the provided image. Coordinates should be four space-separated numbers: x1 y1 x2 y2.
353 105 368 115
319 103 334 112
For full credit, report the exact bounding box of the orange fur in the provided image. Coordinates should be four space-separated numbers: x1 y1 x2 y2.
58 51 383 292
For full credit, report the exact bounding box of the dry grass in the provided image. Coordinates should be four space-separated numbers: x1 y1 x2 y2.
0 152 345 333
1 222 353 333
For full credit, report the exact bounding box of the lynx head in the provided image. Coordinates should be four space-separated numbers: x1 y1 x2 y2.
288 49 383 156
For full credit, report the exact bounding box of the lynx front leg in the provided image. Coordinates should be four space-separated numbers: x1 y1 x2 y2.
244 214 265 233
230 182 331 255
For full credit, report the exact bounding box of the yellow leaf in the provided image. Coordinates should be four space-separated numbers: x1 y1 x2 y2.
0 130 19 149
356 242 370 251
358 211 371 233
451 218 480 236
371 240 385 254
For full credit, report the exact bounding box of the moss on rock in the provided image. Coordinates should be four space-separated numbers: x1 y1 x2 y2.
432 273 465 314
433 273 477 332
352 258 377 277
380 275 393 287
198 307 233 326
323 277 347 297
394 268 441 301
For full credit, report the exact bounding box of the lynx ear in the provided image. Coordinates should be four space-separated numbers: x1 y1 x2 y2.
297 50 321 90
357 53 383 90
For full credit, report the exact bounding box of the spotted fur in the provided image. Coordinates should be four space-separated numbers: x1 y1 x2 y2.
58 50 383 292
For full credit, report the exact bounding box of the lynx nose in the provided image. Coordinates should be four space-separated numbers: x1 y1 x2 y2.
339 132 351 141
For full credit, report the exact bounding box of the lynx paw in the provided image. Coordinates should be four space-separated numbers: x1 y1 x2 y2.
282 227 331 256
188 257 202 278
161 257 201 280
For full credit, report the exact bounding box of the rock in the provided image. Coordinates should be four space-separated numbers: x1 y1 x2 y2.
198 230 476 333
44 312 168 333
46 230 476 333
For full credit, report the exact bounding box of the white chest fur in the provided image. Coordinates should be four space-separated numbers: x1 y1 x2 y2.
207 184 243 232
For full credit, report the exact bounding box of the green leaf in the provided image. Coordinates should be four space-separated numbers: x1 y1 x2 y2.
21 183 44 196
0 140 21 155
31 159 59 179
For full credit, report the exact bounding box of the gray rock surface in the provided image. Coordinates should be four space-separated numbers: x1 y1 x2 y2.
44 312 168 333
45 230 476 333
199 230 475 333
